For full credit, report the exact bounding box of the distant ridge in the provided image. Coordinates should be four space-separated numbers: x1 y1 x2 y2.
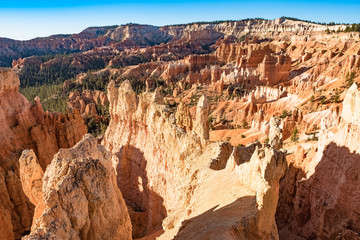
0 17 356 67
85 17 353 30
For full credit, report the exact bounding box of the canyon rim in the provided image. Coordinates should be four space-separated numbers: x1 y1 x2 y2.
0 4 359 240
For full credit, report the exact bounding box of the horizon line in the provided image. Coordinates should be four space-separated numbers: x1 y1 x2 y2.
1 16 356 41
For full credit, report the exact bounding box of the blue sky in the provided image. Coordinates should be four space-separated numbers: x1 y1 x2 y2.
1 0 360 40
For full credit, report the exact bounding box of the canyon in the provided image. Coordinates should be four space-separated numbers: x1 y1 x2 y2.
0 17 359 240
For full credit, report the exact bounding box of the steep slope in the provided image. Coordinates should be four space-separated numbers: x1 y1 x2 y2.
0 68 86 239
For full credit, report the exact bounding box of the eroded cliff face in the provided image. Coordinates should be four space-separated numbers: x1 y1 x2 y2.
103 80 286 239
68 89 109 118
0 68 87 239
22 134 132 240
277 84 360 239
161 18 347 45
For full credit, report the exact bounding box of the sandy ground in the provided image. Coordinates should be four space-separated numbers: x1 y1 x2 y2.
210 128 263 146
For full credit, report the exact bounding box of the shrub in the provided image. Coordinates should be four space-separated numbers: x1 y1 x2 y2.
310 95 315 102
208 116 213 130
334 89 340 103
100 122 108 135
280 110 289 118
346 72 355 87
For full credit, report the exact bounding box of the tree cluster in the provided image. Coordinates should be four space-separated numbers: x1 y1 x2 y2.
20 83 68 113
344 23 360 32
19 53 108 88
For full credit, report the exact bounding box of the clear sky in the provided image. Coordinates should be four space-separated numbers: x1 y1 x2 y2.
1 0 360 40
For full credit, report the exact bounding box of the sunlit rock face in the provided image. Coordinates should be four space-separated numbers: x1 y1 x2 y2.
342 83 360 125
1 17 360 240
23 134 132 240
103 80 286 239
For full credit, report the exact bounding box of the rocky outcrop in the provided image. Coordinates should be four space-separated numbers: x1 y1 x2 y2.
247 86 288 104
104 80 184 238
183 54 218 71
0 68 86 239
268 117 283 150
68 89 109 117
0 68 20 91
209 142 233 170
194 95 210 141
258 54 291 85
23 134 132 240
103 80 286 239
175 102 193 132
232 144 286 239
0 69 87 171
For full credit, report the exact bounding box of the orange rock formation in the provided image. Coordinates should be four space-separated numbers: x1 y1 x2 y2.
0 68 86 239
2 17 360 240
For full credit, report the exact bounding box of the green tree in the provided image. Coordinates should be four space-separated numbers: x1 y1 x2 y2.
291 128 299 142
